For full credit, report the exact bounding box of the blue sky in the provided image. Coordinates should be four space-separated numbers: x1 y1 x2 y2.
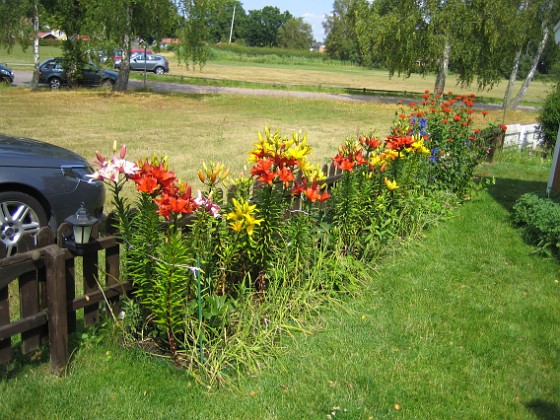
239 1 331 42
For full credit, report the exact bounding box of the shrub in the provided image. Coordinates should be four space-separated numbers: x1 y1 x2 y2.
537 87 560 153
512 192 560 256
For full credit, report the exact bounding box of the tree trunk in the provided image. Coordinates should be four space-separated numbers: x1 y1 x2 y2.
115 33 131 91
508 26 550 110
502 48 522 112
434 35 450 96
31 1 39 90
114 5 132 92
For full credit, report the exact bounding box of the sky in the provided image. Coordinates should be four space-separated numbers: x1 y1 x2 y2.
239 1 331 42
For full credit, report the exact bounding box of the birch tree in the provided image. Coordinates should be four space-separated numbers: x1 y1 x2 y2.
503 0 558 110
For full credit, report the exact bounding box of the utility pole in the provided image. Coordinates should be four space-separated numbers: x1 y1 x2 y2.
228 4 236 44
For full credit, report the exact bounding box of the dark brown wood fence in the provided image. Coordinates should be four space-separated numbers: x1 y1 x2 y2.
0 223 129 374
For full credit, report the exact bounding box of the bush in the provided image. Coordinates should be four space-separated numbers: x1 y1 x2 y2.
537 86 560 153
512 192 560 256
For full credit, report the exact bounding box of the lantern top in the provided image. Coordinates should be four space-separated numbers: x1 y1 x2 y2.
65 202 99 227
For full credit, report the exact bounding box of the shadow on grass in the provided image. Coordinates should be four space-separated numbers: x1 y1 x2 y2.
526 399 560 420
0 321 94 380
486 177 548 213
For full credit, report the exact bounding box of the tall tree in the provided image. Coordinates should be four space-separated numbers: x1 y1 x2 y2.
243 6 292 47
86 0 177 91
208 1 247 43
502 0 558 110
277 17 313 50
0 0 45 89
323 0 362 63
42 0 89 88
0 0 33 51
176 0 228 69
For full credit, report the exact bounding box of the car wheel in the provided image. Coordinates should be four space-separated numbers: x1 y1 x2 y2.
49 77 62 89
0 192 48 257
154 67 165 75
100 79 114 88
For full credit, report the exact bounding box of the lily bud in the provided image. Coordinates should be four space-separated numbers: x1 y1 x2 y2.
198 169 206 183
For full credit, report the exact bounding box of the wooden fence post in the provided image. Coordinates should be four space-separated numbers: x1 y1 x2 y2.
45 245 68 374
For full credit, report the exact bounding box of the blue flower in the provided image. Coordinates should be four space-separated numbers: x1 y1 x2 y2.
430 148 438 163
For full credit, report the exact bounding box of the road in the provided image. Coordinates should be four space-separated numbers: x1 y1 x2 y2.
12 70 529 110
10 69 414 105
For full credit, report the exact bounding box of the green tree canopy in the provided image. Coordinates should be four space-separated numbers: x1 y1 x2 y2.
277 17 313 50
208 1 247 43
243 6 293 47
323 0 361 63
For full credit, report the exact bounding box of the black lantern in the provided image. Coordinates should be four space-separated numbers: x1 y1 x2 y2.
65 203 99 246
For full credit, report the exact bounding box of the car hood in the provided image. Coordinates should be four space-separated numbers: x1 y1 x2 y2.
0 64 13 74
103 69 118 78
0 134 90 168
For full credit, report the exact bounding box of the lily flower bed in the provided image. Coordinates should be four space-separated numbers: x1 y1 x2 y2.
90 90 503 386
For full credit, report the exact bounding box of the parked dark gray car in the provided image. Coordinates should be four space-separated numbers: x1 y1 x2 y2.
114 53 169 74
0 134 105 256
0 63 14 85
38 58 118 89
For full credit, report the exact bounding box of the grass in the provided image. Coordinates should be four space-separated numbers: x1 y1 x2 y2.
0 64 557 417
1 149 558 418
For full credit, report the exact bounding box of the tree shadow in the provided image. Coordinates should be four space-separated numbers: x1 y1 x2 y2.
525 399 560 420
485 177 548 213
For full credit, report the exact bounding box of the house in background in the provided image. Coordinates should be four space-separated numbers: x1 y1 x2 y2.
160 38 180 49
310 42 325 53
38 29 66 41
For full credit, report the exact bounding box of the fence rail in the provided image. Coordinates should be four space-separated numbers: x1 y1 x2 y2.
0 224 128 374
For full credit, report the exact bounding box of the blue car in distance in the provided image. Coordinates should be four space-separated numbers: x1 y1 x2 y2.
0 63 14 85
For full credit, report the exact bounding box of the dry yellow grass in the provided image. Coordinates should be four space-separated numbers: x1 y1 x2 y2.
165 57 552 105
0 87 539 194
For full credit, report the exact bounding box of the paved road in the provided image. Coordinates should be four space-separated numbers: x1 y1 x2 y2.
12 70 533 110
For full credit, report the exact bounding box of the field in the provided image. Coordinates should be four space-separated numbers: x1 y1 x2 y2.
1 45 553 105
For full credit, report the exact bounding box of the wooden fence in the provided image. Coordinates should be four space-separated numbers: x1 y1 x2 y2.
0 223 129 374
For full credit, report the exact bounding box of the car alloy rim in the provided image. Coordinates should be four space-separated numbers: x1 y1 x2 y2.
0 200 42 256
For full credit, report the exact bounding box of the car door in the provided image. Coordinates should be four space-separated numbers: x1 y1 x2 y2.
130 54 147 71
80 63 102 86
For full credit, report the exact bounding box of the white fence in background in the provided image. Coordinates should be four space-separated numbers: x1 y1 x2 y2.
503 123 540 149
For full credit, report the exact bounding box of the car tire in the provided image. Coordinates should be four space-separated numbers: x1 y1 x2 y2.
101 79 114 88
0 191 48 257
49 77 62 89
154 67 165 75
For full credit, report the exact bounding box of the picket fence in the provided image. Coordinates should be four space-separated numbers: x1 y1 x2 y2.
503 123 540 150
